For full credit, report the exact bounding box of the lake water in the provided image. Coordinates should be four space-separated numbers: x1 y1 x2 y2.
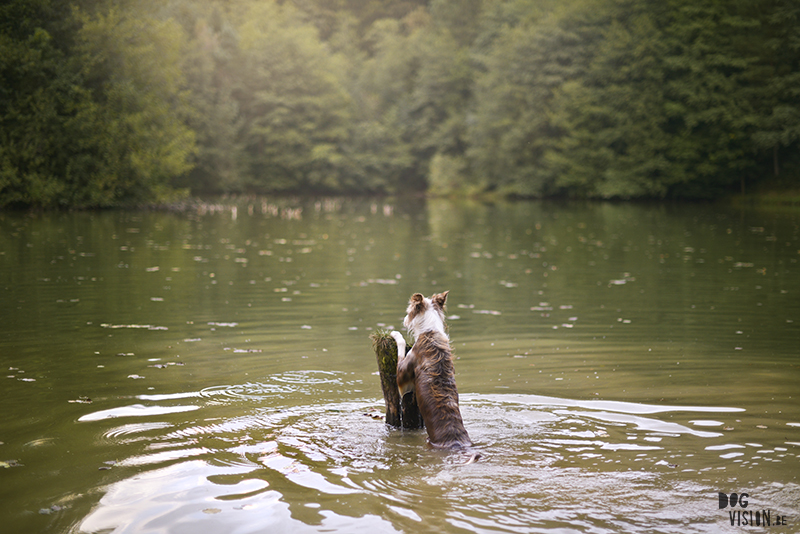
1 198 798 533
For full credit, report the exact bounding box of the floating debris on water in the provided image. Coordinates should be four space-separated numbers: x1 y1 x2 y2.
99 460 116 471
359 278 399 286
608 273 636 286
101 324 168 331
148 362 184 369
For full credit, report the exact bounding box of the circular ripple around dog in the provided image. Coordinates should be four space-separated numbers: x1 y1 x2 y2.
200 382 295 401
271 370 343 386
104 421 174 439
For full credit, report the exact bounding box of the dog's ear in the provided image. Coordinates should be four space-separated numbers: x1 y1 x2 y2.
432 290 448 310
409 293 426 315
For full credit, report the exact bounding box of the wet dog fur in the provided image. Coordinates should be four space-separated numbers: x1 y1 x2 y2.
390 291 473 450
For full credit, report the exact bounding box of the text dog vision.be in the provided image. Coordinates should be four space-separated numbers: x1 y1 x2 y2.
719 493 789 527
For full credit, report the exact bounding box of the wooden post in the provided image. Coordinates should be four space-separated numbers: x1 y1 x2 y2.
370 329 423 429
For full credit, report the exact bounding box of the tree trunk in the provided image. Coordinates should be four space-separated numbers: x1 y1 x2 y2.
370 330 423 429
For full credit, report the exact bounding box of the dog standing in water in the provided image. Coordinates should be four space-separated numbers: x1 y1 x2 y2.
390 291 475 452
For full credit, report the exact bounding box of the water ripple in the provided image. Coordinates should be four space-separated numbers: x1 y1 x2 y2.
198 371 346 402
103 422 173 441
78 390 797 534
200 382 295 401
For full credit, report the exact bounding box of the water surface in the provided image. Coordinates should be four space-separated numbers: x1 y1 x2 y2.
1 198 798 533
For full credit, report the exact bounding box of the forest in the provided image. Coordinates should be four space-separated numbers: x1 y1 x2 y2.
1 0 798 208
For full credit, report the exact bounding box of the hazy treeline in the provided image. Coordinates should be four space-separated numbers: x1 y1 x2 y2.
2 0 798 207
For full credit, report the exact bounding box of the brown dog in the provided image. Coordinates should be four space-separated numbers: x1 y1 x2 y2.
390 291 473 450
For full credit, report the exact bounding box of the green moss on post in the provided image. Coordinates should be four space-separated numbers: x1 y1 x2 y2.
370 329 423 429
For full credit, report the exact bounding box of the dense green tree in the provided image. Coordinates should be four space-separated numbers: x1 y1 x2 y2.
656 0 761 198
0 0 81 206
403 14 474 192
469 0 797 200
350 16 423 191
546 5 662 198
234 1 357 193
468 3 592 197
70 6 196 205
170 2 245 193
2 0 799 207
0 0 195 207
749 0 800 182
351 2 480 194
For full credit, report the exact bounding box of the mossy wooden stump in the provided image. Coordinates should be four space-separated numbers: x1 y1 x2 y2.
370 330 423 429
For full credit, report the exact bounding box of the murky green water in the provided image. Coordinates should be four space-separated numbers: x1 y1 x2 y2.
1 198 798 533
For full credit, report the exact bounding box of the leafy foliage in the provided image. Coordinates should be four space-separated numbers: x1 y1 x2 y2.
1 0 799 207
1 0 194 207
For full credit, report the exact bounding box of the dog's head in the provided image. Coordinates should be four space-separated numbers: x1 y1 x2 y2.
403 291 448 339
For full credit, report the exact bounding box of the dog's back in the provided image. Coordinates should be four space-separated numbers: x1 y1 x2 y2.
394 291 475 452
411 331 472 449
